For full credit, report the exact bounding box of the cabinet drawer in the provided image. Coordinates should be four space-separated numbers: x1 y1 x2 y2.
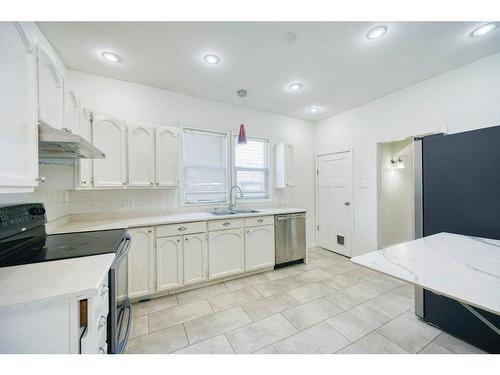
244 216 274 227
156 221 207 237
208 218 244 231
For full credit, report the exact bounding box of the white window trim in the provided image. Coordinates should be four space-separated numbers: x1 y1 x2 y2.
231 134 272 204
180 126 230 206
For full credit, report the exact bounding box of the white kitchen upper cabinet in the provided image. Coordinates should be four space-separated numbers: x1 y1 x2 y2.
128 124 155 187
245 225 275 271
0 22 38 192
183 233 208 285
275 142 295 188
156 236 183 291
155 126 179 187
37 45 63 130
128 227 155 299
208 228 245 280
76 107 92 189
63 88 80 135
91 112 127 188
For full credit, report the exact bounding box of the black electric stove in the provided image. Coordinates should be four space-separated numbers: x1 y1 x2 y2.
0 203 126 268
0 203 132 354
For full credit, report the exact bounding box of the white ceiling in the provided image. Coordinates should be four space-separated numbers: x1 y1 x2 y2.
38 22 500 121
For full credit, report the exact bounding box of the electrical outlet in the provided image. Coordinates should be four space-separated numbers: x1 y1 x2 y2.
123 199 134 209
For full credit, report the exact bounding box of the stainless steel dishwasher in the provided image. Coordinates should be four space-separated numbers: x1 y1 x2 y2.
275 213 306 267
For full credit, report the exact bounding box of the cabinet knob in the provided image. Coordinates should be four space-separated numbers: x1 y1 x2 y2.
223 222 230 226
98 346 106 354
257 219 263 223
123 182 127 185
155 182 160 185
148 230 152 234
36 177 46 183
150 182 154 185
344 201 350 206
185 237 188 241
81 180 87 185
178 227 187 231
177 239 181 243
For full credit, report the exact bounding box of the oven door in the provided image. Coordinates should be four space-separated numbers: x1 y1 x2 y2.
108 234 132 354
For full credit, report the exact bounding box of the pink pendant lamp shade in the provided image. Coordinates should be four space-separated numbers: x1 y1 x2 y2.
238 123 247 144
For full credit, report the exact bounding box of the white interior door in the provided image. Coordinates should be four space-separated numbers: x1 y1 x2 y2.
128 124 155 187
317 151 353 257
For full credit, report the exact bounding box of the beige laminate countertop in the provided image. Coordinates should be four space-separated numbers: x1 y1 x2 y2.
49 207 307 234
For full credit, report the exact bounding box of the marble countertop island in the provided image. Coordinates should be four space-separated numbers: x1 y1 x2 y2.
351 232 500 315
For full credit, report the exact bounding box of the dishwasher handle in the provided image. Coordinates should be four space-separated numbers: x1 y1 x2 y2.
276 213 306 221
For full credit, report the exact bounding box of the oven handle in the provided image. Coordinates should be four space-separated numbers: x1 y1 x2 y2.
114 234 131 265
116 299 132 354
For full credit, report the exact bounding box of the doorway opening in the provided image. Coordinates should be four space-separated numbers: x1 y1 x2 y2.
377 138 415 249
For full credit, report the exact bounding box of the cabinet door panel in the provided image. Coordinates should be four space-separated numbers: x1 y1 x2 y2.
0 23 38 190
91 113 127 188
183 233 208 285
155 127 179 187
63 89 79 135
156 236 183 291
128 227 155 299
209 229 244 280
37 45 63 129
128 124 155 187
245 225 275 271
76 107 92 189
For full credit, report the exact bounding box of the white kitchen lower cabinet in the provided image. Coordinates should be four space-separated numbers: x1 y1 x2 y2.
128 227 155 299
208 228 245 280
245 225 275 271
156 236 183 291
183 233 208 285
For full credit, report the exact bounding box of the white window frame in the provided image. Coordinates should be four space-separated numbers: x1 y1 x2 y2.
232 135 272 203
180 126 230 206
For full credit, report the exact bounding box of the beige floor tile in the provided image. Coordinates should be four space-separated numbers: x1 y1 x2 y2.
342 279 393 300
364 290 413 318
291 269 332 285
254 277 301 297
274 323 350 354
184 306 252 344
433 332 486 354
226 314 297 353
282 298 342 330
286 281 335 304
208 287 262 312
173 335 235 354
132 294 178 317
393 284 415 299
176 283 229 305
326 304 391 341
242 292 299 321
372 275 407 289
224 274 269 291
149 299 213 332
337 331 408 354
319 264 353 276
129 315 148 340
418 342 454 354
253 345 278 354
323 272 367 290
124 324 187 354
322 290 368 312
264 264 304 281
376 311 442 353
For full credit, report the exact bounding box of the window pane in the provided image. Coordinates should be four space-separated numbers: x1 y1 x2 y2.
236 169 268 197
235 138 267 168
183 129 228 203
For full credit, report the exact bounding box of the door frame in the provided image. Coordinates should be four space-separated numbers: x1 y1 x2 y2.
315 148 354 257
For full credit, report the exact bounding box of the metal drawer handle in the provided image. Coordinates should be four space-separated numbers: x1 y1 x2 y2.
100 285 109 296
257 219 263 223
98 315 107 330
98 346 106 354
223 222 231 226
178 227 187 231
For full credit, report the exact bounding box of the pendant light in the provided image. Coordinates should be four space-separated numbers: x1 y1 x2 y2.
237 89 248 144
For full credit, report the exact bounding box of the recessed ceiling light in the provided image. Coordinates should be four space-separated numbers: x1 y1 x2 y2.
102 52 121 63
204 54 220 64
367 25 388 40
470 23 497 37
307 106 319 113
288 82 303 91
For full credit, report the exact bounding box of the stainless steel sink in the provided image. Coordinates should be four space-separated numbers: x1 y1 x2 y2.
208 209 260 215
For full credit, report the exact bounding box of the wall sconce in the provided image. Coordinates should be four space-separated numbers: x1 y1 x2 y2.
390 156 405 169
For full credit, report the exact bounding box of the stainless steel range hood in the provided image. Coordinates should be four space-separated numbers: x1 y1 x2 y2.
38 124 105 159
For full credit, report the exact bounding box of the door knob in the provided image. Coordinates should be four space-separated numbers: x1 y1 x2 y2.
344 201 350 206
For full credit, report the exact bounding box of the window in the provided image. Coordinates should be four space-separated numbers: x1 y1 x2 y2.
182 128 228 204
233 137 270 200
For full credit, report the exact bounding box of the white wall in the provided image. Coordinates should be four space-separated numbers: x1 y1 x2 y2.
315 51 500 256
67 70 317 243
378 139 414 248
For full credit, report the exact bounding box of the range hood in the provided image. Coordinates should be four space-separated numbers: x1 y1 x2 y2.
38 124 105 159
